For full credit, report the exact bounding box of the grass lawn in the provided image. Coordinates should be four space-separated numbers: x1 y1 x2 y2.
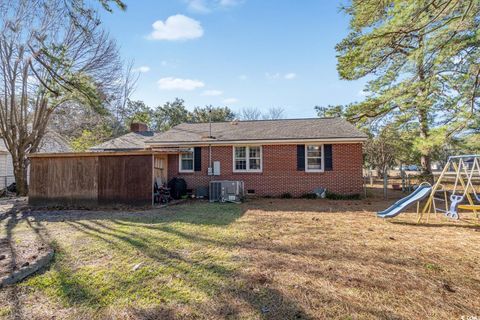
1 196 480 319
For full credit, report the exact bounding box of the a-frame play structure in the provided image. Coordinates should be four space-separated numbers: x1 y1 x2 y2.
417 155 480 223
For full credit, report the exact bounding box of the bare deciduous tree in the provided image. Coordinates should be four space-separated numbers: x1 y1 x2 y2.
239 107 262 120
262 107 284 120
239 107 285 121
364 129 398 178
110 61 139 127
0 0 122 195
50 60 140 140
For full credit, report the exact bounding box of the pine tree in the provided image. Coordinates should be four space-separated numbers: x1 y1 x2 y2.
337 0 480 174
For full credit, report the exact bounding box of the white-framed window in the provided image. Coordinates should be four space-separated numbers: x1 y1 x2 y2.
233 146 262 172
305 145 324 172
179 148 194 172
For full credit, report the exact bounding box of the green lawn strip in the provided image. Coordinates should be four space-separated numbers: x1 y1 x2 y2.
22 203 245 311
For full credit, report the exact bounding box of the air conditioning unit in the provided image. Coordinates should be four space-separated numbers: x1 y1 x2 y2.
209 180 244 203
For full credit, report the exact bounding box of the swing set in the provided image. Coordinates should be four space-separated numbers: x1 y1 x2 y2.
417 155 480 223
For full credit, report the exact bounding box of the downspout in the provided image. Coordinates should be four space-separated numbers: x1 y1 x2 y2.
209 144 212 176
208 109 214 200
209 110 212 172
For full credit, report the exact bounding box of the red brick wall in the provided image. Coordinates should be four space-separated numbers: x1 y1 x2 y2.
167 143 363 197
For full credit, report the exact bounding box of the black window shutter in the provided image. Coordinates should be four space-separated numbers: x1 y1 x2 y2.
297 145 305 171
194 147 202 172
324 144 333 171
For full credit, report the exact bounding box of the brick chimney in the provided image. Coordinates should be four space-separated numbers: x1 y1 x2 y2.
130 122 148 132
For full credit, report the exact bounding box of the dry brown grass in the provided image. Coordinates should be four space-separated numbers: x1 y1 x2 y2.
1 194 479 319
236 197 480 319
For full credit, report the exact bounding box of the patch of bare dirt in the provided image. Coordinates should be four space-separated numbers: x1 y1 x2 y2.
0 235 51 284
0 198 53 287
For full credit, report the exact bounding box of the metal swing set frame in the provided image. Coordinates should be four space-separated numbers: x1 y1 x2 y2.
417 155 480 223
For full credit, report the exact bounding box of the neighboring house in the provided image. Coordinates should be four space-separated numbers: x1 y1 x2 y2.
0 144 13 189
91 118 367 197
90 123 157 152
37 130 71 154
0 130 71 189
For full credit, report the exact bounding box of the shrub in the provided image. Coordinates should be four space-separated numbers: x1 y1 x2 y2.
279 192 292 199
301 193 318 199
325 191 361 200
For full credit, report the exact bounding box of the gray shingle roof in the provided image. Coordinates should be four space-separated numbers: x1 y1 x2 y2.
148 118 367 144
90 131 157 151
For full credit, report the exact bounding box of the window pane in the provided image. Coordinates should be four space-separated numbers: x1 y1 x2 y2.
235 160 247 170
307 145 321 157
249 159 261 170
181 159 193 170
249 146 261 158
307 158 322 170
181 151 193 160
235 147 246 158
180 151 194 171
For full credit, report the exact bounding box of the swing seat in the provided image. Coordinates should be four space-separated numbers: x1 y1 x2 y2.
446 195 464 220
457 204 480 210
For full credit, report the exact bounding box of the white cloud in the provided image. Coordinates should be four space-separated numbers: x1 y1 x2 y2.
185 0 243 13
148 15 204 41
133 66 150 73
284 73 297 80
238 74 248 80
223 97 239 104
219 0 243 7
265 72 281 80
202 89 223 96
266 72 297 80
187 0 211 13
158 77 205 91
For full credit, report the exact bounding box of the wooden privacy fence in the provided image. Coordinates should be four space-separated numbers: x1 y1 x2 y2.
28 152 155 207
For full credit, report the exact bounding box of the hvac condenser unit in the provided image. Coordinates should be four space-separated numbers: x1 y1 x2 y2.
209 180 244 203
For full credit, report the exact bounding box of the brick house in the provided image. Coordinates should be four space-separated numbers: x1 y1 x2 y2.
92 118 367 197
28 118 367 207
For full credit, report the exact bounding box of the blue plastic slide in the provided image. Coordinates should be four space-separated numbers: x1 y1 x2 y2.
377 185 432 218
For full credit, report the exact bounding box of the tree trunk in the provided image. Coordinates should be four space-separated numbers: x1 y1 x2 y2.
416 35 433 179
12 154 29 196
418 109 432 177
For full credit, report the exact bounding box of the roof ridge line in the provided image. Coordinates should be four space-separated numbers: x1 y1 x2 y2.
180 117 340 125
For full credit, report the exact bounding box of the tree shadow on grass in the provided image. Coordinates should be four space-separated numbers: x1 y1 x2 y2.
2 203 24 320
87 216 418 319
7 198 478 319
25 196 404 228
0 202 93 320
11 201 454 318
24 219 104 309
27 201 246 227
111 219 238 248
51 216 313 319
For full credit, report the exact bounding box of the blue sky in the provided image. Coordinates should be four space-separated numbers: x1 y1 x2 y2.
100 0 367 118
